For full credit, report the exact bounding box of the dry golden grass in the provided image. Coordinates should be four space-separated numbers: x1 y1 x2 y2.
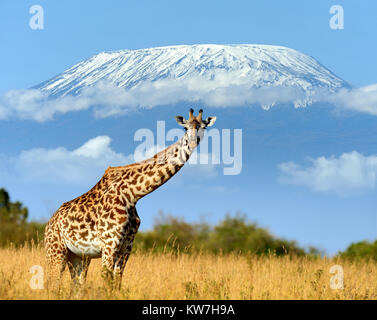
0 244 376 300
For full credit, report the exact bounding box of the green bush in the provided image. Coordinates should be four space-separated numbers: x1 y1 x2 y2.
134 212 210 252
134 211 313 256
338 240 377 261
0 188 318 256
0 188 44 247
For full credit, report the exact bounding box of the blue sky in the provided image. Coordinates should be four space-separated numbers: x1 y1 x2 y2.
1 0 377 92
1 1 377 255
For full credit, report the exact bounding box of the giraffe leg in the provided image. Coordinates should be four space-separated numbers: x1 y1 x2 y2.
67 251 91 286
44 223 68 294
67 251 91 298
114 211 140 290
114 251 132 290
101 207 140 290
45 250 67 293
101 245 132 290
101 248 117 289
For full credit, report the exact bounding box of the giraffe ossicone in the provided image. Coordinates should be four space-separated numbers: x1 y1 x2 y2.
44 108 216 289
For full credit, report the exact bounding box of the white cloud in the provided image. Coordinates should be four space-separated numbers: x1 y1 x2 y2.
319 84 377 116
278 151 377 195
3 136 132 185
133 142 219 180
1 78 377 121
0 136 219 186
0 79 308 121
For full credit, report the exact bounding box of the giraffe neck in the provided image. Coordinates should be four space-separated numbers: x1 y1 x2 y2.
112 133 195 205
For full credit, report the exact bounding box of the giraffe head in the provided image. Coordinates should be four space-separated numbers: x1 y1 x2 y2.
175 108 216 150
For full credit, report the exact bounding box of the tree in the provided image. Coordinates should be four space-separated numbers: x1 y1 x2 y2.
207 213 306 255
0 188 43 247
0 188 28 223
134 211 210 252
339 240 377 261
133 211 313 256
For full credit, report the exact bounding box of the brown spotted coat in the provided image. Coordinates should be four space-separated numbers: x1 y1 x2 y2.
44 109 216 289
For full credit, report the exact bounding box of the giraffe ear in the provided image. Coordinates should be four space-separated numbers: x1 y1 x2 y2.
204 116 216 127
175 116 187 126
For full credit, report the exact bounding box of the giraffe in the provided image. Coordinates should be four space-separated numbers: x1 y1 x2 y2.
44 108 216 290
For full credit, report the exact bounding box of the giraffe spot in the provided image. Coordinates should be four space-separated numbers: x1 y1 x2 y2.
131 176 138 185
114 197 123 206
107 222 116 229
118 216 127 224
104 233 112 239
80 230 89 239
124 192 131 202
166 167 173 177
115 207 126 215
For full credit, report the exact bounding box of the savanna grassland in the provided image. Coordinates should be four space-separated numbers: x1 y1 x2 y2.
1 188 377 300
1 244 377 300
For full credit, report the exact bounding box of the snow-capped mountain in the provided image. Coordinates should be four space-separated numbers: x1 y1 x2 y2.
34 44 350 108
